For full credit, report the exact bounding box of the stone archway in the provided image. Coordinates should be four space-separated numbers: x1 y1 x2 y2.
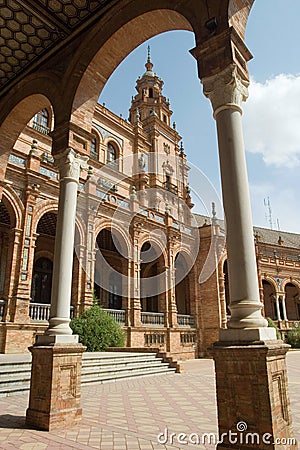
174 252 191 316
285 282 300 321
0 1 295 442
94 227 128 311
262 279 277 320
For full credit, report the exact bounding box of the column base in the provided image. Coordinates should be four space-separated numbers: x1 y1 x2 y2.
26 342 85 431
219 327 277 342
212 340 297 450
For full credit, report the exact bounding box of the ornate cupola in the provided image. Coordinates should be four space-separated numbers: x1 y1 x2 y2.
129 46 173 126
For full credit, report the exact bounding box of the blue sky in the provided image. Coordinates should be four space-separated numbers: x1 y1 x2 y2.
100 0 300 233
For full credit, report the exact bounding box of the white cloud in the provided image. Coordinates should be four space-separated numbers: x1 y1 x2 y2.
244 74 300 168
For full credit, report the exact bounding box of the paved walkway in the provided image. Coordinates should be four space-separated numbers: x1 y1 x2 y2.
0 351 299 450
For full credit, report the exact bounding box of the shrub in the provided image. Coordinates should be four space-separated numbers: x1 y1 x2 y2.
266 317 281 339
70 304 125 352
286 326 300 348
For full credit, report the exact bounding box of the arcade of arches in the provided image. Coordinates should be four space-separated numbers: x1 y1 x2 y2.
0 0 297 443
0 60 299 356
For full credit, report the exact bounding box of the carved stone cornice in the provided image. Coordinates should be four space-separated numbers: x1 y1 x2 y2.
54 148 88 182
202 64 249 117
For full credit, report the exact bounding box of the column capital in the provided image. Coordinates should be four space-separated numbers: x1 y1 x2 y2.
202 64 249 117
54 148 88 182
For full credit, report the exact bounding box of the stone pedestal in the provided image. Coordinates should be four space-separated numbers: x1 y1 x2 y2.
212 341 297 449
26 343 85 431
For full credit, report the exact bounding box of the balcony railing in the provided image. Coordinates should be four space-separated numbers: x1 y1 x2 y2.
32 122 50 135
0 299 6 321
102 308 125 324
177 314 195 327
29 303 74 321
163 181 178 194
141 312 165 326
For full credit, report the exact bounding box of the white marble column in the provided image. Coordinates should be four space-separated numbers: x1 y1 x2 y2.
281 294 288 321
38 148 88 343
202 64 275 340
275 294 282 321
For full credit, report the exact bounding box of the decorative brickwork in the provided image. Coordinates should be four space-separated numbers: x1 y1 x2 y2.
212 342 297 449
26 343 85 431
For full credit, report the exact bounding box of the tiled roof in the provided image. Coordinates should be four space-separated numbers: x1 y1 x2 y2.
194 214 300 249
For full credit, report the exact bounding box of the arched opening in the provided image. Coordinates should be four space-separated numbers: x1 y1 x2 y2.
30 211 80 318
31 258 53 305
175 252 190 315
262 280 277 320
94 228 127 310
285 282 300 321
106 142 118 170
32 109 50 134
90 135 99 160
140 241 165 313
70 9 194 126
0 199 16 320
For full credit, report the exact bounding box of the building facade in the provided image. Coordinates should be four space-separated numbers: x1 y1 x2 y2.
0 54 299 358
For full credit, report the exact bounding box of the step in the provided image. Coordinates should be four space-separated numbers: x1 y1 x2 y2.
0 351 176 396
82 362 171 378
82 367 177 385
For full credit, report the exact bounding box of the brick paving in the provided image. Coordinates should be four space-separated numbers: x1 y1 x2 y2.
0 351 299 450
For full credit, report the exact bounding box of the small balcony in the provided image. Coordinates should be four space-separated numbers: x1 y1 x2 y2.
163 181 178 194
177 314 195 327
32 121 50 135
29 303 74 321
102 308 126 324
141 312 165 326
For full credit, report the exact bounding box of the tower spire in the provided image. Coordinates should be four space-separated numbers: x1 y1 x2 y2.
145 45 153 73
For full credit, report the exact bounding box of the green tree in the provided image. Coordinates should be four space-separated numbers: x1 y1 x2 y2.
70 304 125 352
286 326 300 348
266 317 281 339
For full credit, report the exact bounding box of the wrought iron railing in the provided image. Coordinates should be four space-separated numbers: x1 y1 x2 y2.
141 312 165 326
29 303 74 321
177 314 195 327
102 308 126 324
0 299 6 321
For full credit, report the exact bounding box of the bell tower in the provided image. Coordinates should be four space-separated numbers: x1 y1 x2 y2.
129 46 172 126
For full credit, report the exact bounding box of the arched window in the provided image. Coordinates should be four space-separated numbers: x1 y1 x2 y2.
108 272 122 310
31 257 53 304
33 109 50 134
107 142 118 170
149 88 153 98
90 135 98 160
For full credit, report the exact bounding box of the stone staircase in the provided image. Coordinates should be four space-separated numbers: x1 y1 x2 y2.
0 351 177 397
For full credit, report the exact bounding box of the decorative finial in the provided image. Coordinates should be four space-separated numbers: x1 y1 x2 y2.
212 202 217 225
30 139 39 155
130 185 137 201
179 141 184 155
145 45 153 72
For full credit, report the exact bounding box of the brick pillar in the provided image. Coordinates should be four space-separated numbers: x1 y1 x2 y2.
26 343 85 430
212 342 297 449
